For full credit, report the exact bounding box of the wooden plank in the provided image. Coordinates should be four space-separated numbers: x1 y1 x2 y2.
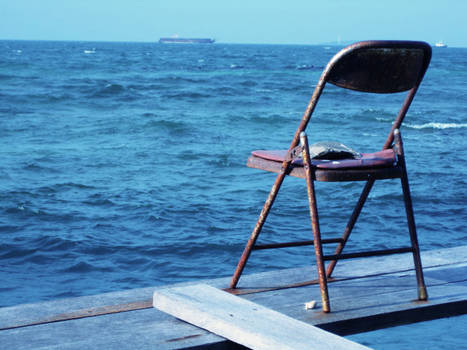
1 247 467 349
2 246 465 331
2 275 465 350
231 246 467 292
153 283 371 350
0 308 227 350
240 264 467 334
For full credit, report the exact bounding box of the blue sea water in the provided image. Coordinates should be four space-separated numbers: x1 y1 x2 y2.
0 40 466 347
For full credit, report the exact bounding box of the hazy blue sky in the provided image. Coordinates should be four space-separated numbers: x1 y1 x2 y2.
1 0 466 46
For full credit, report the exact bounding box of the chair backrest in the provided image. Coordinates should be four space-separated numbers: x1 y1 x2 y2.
290 41 432 153
325 41 431 93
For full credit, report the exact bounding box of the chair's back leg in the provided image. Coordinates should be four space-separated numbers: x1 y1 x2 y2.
230 167 289 289
301 132 331 312
400 171 428 300
394 130 428 301
326 178 376 278
394 129 428 300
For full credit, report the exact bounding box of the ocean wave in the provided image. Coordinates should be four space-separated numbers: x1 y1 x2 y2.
93 83 125 97
157 76 210 84
240 80 258 87
61 261 107 273
23 163 61 173
127 83 165 92
164 91 211 99
83 197 115 206
229 64 244 69
236 113 290 126
406 122 467 129
375 116 395 122
295 64 315 70
283 64 323 71
143 119 192 135
0 73 15 80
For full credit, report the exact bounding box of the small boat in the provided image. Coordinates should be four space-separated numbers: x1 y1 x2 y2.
434 41 447 48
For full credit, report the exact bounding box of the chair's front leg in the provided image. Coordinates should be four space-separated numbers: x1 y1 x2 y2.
300 132 330 313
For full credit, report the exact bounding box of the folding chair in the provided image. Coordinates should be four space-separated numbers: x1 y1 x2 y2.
230 40 432 312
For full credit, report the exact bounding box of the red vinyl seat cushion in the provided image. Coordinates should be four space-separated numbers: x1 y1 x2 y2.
251 149 396 169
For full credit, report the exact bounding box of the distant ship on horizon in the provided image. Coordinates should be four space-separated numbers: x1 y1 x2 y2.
434 41 447 48
159 37 215 44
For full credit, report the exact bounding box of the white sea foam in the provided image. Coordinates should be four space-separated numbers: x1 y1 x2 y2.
407 122 467 129
84 49 96 54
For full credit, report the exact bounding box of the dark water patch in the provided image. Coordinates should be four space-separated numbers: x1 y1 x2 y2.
205 153 237 167
4 204 40 216
141 112 158 118
127 83 166 92
61 261 94 273
207 86 243 97
54 182 96 191
0 286 16 293
29 182 95 196
81 244 116 256
0 73 17 80
83 197 115 207
163 91 212 99
31 236 79 252
240 80 258 87
24 252 59 264
235 113 291 126
4 204 86 225
0 246 36 260
156 75 211 84
23 162 61 174
0 224 21 233
142 118 192 134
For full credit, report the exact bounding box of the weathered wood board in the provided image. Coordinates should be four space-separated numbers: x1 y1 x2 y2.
153 283 371 350
0 246 466 349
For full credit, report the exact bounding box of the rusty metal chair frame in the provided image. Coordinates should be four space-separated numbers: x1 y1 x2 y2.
229 41 432 312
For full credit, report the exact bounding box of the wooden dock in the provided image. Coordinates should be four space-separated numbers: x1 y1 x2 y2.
1 246 466 349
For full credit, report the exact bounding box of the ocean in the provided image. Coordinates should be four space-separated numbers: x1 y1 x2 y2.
1 40 466 348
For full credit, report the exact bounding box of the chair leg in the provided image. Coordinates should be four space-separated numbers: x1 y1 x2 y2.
394 129 427 301
400 170 428 301
230 170 288 289
307 177 331 312
301 132 330 312
326 178 375 278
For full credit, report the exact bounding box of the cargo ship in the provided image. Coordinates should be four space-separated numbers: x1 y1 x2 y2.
159 37 215 44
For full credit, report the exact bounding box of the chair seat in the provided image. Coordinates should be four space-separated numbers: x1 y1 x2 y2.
251 149 396 169
248 148 400 182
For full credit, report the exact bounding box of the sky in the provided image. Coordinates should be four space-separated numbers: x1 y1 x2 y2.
1 0 466 47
